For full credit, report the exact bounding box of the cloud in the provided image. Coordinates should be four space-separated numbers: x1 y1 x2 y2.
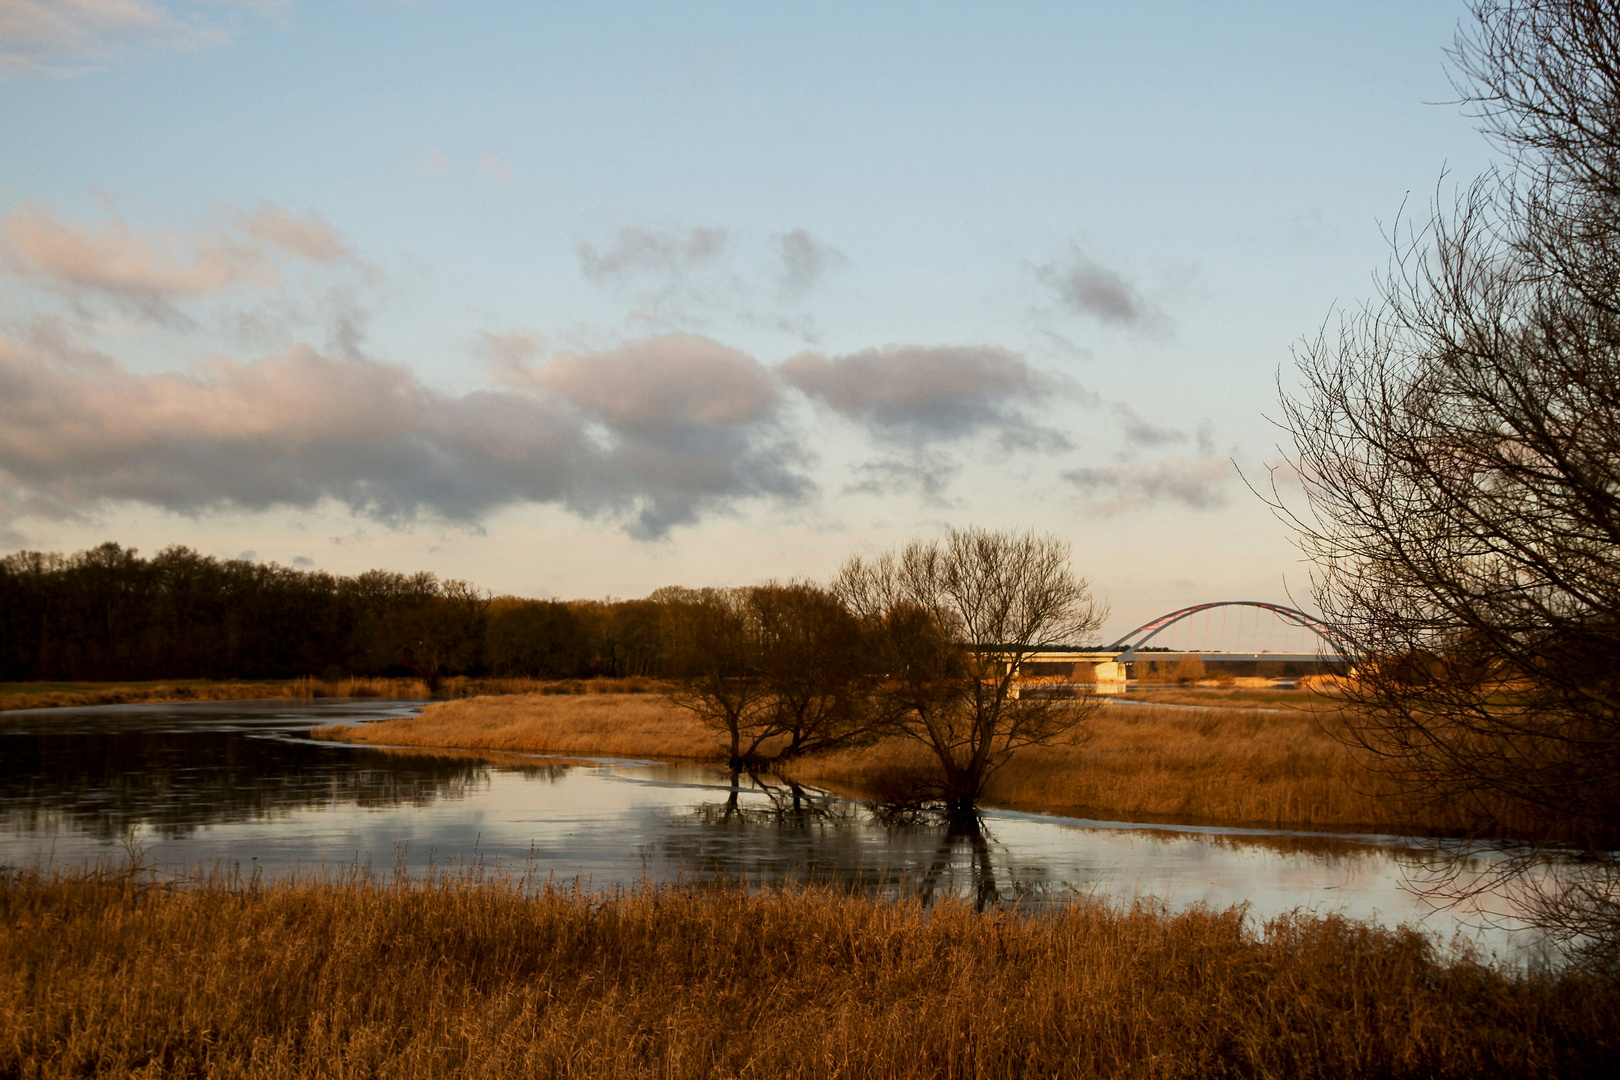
843 453 959 502
478 153 512 182
773 228 845 299
521 334 780 432
778 343 1075 447
0 327 813 541
1114 403 1186 448
0 200 355 325
415 148 513 182
238 202 349 263
1063 457 1230 514
1034 244 1163 330
577 226 730 287
418 147 454 174
0 1 272 79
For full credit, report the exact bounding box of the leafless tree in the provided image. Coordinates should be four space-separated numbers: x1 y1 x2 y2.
660 587 777 768
834 527 1106 815
751 581 880 759
661 582 878 768
1276 1 1620 967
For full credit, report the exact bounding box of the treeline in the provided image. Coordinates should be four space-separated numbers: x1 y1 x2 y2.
2 532 1105 810
0 543 671 684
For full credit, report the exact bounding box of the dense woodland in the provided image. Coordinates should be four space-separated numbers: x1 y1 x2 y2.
0 543 667 683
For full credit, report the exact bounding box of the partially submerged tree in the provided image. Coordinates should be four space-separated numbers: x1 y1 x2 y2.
661 582 879 768
751 581 879 758
1277 0 1620 966
660 587 777 768
835 527 1106 815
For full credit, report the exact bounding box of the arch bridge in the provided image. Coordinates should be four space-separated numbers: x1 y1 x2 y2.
1016 600 1348 687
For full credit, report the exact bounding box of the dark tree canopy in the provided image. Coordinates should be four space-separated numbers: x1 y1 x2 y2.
0 543 673 684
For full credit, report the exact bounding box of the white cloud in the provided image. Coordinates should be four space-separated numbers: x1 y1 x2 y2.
478 153 512 182
0 200 355 325
238 202 349 263
0 0 274 79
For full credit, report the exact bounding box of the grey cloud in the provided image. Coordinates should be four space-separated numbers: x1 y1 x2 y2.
778 344 1073 444
292 555 315 567
1063 457 1231 514
1196 419 1216 457
528 334 780 432
577 226 731 286
478 330 546 377
843 453 959 502
774 228 845 299
1035 245 1162 329
0 329 813 541
1115 404 1186 448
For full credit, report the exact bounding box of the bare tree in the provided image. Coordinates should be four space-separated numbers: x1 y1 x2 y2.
659 587 777 768
1276 1 1620 966
834 527 1106 815
751 581 879 759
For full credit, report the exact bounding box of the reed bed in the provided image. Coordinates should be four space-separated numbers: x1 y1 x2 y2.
313 694 1500 836
782 702 1490 835
1 868 1611 1079
0 679 362 714
313 690 719 760
0 675 656 716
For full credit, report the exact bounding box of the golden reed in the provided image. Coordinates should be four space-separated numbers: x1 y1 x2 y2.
0 676 662 715
316 691 1497 836
2 869 1612 1079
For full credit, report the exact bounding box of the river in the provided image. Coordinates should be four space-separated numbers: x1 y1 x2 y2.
0 697 1564 969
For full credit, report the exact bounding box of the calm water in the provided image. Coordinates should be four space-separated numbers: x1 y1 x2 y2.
0 698 1562 968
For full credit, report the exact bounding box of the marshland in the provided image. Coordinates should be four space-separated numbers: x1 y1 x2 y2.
1 539 1613 1076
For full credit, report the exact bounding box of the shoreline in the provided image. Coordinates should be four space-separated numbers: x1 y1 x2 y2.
309 690 1530 840
0 676 655 716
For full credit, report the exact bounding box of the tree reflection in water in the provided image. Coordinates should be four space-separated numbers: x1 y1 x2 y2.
662 771 1056 910
0 721 512 841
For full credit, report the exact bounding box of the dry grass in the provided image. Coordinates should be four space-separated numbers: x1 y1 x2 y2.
315 693 1500 837
312 690 721 760
0 679 372 714
0 675 656 716
1119 682 1324 709
783 699 1497 836
1 869 1612 1079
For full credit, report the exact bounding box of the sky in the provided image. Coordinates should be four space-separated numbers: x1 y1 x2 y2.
0 0 1496 640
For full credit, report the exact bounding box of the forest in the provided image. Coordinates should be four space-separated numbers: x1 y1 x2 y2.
0 542 662 684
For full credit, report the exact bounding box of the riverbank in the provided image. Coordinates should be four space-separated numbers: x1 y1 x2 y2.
0 676 654 715
3 869 1610 1080
310 690 1499 836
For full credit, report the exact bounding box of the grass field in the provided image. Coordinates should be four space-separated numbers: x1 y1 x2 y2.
2 868 1611 1079
314 687 715 760
307 688 1505 836
0 675 629 715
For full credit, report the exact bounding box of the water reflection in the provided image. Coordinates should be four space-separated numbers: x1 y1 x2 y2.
0 699 1570 968
0 701 503 840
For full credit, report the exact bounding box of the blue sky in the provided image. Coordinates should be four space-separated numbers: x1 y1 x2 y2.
0 1 1493 638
